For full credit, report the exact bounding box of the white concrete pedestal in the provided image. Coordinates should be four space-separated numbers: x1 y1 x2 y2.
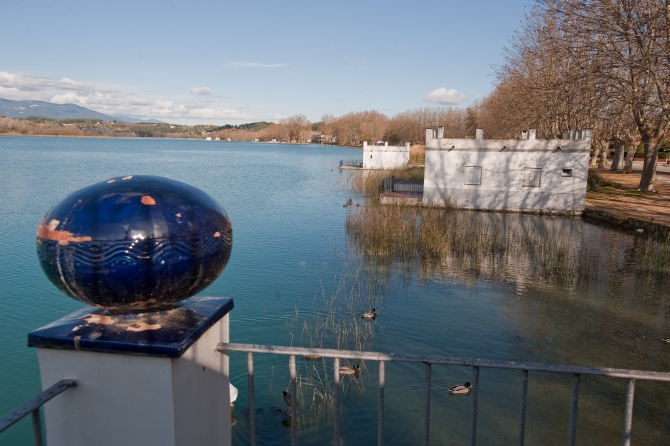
29 297 232 446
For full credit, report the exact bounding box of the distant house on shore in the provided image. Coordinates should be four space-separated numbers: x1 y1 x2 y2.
423 128 592 214
363 141 410 169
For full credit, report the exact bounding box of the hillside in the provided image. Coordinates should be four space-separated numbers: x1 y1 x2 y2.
0 98 121 121
0 98 165 124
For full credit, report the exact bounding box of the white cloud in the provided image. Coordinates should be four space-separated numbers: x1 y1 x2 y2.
0 71 249 121
227 62 287 68
423 87 467 105
190 86 212 95
363 84 372 90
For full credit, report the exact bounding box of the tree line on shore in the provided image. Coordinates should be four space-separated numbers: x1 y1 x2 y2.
211 108 472 146
0 117 218 139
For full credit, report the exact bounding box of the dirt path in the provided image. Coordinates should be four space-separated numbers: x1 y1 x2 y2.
585 167 670 232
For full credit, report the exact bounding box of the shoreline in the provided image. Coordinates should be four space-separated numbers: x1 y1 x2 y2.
0 133 361 147
584 167 670 235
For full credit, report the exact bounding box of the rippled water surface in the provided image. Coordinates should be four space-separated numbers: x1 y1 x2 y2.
1 136 669 445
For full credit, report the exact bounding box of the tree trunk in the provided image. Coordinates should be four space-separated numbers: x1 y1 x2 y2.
637 139 659 191
623 146 635 174
591 139 607 168
610 141 624 171
589 146 600 167
598 143 607 168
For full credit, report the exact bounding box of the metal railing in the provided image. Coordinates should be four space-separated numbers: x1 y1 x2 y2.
217 342 670 446
383 177 424 194
0 379 77 446
340 159 363 168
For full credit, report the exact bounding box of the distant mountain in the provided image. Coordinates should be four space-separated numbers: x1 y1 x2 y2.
0 98 166 124
112 115 166 124
0 98 118 121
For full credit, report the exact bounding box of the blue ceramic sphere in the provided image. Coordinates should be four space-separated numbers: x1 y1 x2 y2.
36 175 232 312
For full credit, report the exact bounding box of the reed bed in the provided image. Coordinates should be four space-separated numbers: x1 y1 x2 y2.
345 167 670 286
409 144 425 165
345 204 607 287
286 263 383 413
634 231 670 274
345 166 424 200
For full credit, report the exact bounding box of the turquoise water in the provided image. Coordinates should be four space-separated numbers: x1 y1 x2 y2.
1 136 669 445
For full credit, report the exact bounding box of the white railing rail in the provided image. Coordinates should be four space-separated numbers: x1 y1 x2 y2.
217 342 670 446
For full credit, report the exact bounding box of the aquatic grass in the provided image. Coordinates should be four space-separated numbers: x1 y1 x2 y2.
634 232 670 274
286 263 382 411
346 204 610 287
409 144 425 165
346 166 424 200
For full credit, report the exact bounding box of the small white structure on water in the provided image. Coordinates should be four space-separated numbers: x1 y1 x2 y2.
423 128 592 214
363 141 410 169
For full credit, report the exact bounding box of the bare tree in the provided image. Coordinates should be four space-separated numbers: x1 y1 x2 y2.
540 0 670 190
279 114 311 143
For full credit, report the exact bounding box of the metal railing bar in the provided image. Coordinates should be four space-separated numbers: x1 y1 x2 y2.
0 379 77 434
518 370 528 446
217 343 670 382
378 360 385 446
423 363 431 446
622 379 635 446
31 409 43 446
568 374 580 446
247 352 256 446
334 358 340 446
289 355 297 446
470 366 480 446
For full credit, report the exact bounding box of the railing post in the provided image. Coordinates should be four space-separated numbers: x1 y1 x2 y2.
378 360 385 446
31 408 43 446
334 358 341 445
568 374 580 446
470 366 479 446
247 352 256 446
289 354 297 446
423 362 431 446
622 379 635 446
518 370 528 446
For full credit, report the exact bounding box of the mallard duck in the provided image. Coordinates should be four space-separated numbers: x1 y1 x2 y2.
282 390 299 407
303 354 322 360
362 309 376 319
339 364 360 375
449 382 472 395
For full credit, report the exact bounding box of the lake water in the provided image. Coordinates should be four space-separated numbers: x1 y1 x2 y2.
1 136 669 445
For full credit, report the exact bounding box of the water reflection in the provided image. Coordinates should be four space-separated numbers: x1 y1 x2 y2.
338 205 670 445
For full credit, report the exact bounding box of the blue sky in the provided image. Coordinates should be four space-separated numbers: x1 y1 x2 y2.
0 0 531 124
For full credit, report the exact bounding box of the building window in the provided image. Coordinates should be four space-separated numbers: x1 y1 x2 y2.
523 168 542 187
464 166 482 185
562 169 573 177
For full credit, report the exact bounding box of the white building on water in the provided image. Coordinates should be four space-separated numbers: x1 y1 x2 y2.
363 141 410 169
423 128 592 214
